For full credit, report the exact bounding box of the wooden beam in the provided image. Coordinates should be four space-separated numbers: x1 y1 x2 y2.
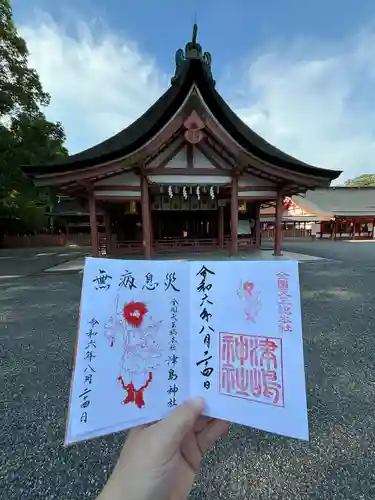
34 165 135 188
94 195 141 202
203 130 238 164
238 186 278 191
144 131 182 168
94 185 141 192
187 143 194 170
195 142 231 171
146 140 185 172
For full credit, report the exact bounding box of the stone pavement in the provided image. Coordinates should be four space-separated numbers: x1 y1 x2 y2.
43 249 325 273
1 241 375 499
0 246 90 278
281 238 375 265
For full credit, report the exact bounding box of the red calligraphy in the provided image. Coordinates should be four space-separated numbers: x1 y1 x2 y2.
279 303 292 315
219 333 284 407
221 334 235 364
277 272 293 333
277 276 289 290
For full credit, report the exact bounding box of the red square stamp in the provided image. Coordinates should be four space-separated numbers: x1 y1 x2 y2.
219 332 284 407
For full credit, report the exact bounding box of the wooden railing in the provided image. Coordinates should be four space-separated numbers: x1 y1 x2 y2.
112 240 143 254
99 236 258 255
262 229 312 240
237 238 256 248
153 238 220 252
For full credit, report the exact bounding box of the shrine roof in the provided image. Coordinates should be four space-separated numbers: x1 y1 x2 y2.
22 25 341 183
293 187 375 217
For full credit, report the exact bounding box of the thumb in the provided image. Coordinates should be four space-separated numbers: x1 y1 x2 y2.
156 397 205 451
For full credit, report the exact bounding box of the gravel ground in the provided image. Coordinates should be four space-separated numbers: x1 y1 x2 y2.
0 247 89 278
1 244 375 499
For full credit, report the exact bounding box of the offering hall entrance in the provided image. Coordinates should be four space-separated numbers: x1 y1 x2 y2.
153 210 219 240
150 190 227 252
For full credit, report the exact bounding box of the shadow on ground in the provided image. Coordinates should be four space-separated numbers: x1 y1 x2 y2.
1 260 375 499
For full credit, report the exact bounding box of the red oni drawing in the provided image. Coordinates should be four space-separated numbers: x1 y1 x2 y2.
237 281 261 323
104 296 163 409
123 301 148 328
219 332 284 407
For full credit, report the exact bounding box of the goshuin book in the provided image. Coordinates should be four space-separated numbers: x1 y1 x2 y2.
65 257 308 444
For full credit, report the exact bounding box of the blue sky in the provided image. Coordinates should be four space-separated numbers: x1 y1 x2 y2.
11 0 375 181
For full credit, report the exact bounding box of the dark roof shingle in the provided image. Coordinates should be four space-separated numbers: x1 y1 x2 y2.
22 59 341 182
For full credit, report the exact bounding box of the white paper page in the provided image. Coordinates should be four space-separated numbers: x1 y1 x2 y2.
189 260 308 441
65 257 189 444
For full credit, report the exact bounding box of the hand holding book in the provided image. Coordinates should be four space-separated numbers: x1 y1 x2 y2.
97 398 229 500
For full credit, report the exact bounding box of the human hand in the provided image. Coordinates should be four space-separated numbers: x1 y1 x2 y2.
97 398 230 500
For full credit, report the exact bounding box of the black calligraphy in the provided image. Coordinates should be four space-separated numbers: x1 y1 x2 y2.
167 296 180 408
165 272 180 292
119 270 137 289
142 272 159 291
166 354 179 366
93 269 112 290
80 317 99 424
196 265 215 390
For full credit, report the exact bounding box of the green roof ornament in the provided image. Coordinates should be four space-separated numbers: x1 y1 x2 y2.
192 23 198 44
185 23 202 58
171 23 215 85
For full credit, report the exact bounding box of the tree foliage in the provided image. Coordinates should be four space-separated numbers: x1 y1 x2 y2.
0 0 68 236
345 174 375 187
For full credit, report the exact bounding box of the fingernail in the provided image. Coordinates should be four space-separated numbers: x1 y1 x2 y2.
191 397 205 410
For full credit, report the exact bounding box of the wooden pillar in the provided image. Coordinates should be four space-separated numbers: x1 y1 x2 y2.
104 208 112 255
64 221 69 246
218 205 224 249
230 176 238 256
333 219 338 240
89 192 99 257
274 191 283 256
141 174 151 259
255 203 261 248
149 200 154 257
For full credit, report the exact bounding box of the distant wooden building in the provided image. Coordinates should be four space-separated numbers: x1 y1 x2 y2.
291 187 375 239
259 187 375 240
21 25 340 257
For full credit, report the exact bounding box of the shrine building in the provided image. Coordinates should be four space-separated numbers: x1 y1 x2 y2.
22 25 341 258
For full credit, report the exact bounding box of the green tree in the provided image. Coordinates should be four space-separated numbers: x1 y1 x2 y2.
0 0 68 237
345 174 375 187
